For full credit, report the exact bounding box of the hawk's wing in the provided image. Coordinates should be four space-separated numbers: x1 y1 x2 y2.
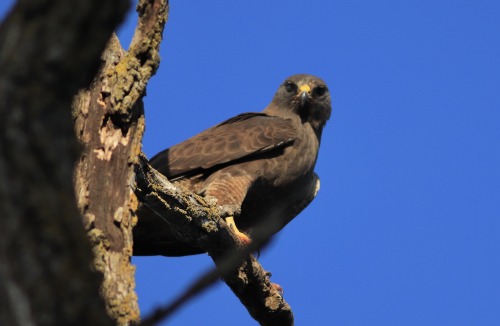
150 112 296 179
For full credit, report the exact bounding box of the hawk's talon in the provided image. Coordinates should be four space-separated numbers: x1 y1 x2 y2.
225 216 252 245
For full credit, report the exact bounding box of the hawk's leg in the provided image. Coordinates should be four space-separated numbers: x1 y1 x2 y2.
225 216 251 245
202 172 254 246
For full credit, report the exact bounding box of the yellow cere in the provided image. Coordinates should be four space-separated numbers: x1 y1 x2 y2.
299 84 311 93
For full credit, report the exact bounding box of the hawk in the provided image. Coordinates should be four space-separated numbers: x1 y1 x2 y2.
134 74 332 256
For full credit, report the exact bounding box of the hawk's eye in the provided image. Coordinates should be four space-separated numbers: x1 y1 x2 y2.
284 81 297 93
313 85 327 97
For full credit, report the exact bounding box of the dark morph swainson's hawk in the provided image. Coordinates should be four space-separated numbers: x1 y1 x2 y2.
134 74 332 256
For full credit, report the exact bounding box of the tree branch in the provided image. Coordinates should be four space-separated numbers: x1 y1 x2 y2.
135 153 295 326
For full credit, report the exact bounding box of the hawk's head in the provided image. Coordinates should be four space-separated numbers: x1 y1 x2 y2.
267 74 332 132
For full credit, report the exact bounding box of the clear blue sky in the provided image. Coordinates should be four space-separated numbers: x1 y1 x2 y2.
2 1 499 325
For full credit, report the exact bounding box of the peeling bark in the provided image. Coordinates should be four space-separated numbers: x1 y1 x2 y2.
72 1 169 325
73 35 144 324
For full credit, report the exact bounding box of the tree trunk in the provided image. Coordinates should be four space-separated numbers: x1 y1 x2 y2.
0 0 128 325
73 0 168 325
72 35 143 325
72 1 169 324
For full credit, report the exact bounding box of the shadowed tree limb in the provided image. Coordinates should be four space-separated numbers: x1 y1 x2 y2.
0 0 128 325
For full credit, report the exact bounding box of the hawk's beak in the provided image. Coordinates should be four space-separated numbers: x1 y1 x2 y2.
299 84 311 107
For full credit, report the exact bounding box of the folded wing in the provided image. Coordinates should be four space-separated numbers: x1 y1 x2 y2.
150 112 297 180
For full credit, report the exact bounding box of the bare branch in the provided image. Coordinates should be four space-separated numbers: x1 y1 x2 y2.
107 0 169 119
135 153 294 325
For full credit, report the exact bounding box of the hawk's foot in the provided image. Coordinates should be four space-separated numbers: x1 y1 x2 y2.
225 216 251 245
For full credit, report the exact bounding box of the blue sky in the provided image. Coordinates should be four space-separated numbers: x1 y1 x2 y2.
2 1 499 325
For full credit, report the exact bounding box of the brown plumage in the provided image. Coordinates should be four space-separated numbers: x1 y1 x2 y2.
133 74 332 256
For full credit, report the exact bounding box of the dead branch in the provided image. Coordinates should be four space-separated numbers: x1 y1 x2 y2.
135 153 294 326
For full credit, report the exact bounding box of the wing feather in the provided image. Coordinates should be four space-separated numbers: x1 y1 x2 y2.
149 112 296 179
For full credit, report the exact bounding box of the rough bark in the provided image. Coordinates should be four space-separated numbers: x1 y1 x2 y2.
0 0 128 325
72 1 169 325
